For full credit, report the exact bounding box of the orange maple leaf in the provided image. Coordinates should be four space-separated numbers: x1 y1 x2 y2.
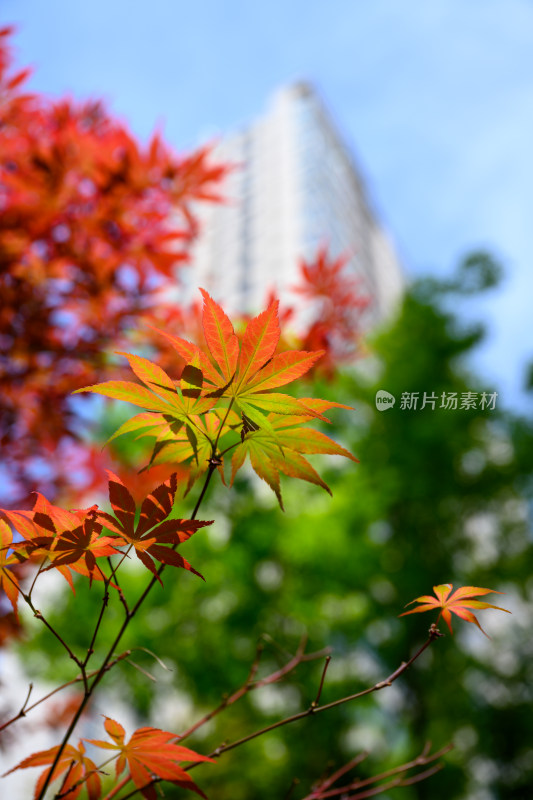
399 583 511 637
85 716 214 799
3 740 101 800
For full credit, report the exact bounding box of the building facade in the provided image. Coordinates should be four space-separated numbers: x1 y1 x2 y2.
188 82 404 326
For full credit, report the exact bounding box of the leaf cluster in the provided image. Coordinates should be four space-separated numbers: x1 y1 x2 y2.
77 289 356 508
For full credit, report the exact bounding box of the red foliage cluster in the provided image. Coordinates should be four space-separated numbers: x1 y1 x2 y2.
0 28 370 510
0 27 227 503
293 246 371 375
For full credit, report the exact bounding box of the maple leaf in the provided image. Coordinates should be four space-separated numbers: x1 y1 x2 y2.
49 511 120 587
230 412 357 510
77 291 324 427
400 583 511 637
85 716 214 800
73 352 218 481
95 472 211 583
1 497 117 590
198 290 326 426
3 740 101 800
292 247 371 375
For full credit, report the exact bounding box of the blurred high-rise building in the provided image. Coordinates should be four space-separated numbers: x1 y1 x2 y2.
188 82 404 325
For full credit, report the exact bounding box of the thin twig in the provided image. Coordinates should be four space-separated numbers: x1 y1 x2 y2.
116 743 451 800
107 556 130 615
7 567 85 675
55 758 76 799
212 398 235 455
82 580 110 669
310 752 369 796
0 652 131 734
312 656 331 708
27 558 47 602
31 607 85 674
0 682 34 731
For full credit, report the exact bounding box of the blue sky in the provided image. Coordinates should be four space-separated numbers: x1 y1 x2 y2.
2 0 532 409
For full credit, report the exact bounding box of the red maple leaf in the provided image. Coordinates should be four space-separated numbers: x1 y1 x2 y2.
1 497 117 590
95 472 211 582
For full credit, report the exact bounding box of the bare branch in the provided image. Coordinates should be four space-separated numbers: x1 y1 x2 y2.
204 627 442 761
117 629 445 800
0 652 131 734
311 656 331 709
179 637 329 743
301 742 453 799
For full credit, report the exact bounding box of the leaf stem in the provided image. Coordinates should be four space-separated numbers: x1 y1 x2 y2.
212 398 235 454
82 580 110 669
102 773 133 799
27 558 47 601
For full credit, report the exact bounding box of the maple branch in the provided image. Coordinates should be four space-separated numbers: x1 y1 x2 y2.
21 681 34 713
116 744 450 800
203 625 443 761
300 742 453 799
82 578 110 669
217 439 242 459
107 545 134 587
56 758 77 799
307 752 370 796
190 461 217 522
179 635 329 743
116 627 444 800
107 556 130 615
213 398 235 454
28 603 85 676
7 568 84 675
312 656 331 708
27 558 47 601
0 652 131 734
54 754 116 799
0 682 34 731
